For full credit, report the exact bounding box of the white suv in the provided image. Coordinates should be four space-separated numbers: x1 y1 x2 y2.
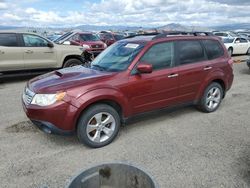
0 32 87 73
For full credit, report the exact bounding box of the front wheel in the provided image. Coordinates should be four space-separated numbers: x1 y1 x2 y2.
198 82 223 113
77 104 121 148
63 58 82 68
247 48 250 55
228 48 233 57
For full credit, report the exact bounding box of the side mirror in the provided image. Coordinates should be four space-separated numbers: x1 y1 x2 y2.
137 63 153 74
47 42 54 48
235 40 240 44
63 41 71 45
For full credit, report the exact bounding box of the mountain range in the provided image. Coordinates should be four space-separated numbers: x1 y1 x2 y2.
0 23 249 32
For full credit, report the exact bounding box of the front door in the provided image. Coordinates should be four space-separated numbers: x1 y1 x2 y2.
21 34 57 69
128 41 179 115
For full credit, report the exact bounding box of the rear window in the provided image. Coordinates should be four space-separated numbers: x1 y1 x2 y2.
202 40 224 60
0 33 18 47
176 40 207 65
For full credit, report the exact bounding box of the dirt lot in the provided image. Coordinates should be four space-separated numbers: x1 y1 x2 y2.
0 56 250 188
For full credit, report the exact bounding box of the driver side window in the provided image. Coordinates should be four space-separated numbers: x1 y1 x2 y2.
139 42 174 70
23 34 48 47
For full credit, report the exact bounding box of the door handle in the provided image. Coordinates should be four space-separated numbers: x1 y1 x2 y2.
168 73 179 78
203 66 212 71
25 50 33 54
0 50 4 54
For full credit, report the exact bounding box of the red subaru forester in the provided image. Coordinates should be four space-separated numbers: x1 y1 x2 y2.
22 32 234 148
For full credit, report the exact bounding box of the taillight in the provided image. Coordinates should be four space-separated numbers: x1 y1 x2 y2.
228 58 233 67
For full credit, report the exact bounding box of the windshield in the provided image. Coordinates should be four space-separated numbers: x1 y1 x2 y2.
79 34 100 41
54 32 73 43
91 41 144 72
222 38 234 43
114 34 124 40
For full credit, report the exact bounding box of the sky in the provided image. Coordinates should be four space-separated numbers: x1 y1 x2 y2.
0 0 249 28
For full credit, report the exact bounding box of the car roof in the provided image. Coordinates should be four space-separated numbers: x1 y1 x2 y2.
122 32 220 44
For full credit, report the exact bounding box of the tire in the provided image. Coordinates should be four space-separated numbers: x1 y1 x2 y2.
197 82 223 113
247 48 250 55
77 104 121 148
63 58 82 68
228 48 233 57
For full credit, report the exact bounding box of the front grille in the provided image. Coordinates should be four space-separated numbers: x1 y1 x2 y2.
22 87 35 105
91 44 103 49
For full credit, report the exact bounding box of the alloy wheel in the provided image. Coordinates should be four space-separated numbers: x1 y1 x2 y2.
86 112 116 143
206 87 222 110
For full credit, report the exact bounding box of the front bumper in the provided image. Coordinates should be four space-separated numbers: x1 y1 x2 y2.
31 120 74 135
22 99 78 135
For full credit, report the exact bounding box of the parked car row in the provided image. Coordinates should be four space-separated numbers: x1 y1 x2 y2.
213 31 250 56
0 32 92 73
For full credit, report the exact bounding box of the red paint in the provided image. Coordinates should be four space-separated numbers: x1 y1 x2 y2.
22 35 234 132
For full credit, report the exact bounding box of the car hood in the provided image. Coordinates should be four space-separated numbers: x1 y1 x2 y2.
82 41 105 46
28 66 114 93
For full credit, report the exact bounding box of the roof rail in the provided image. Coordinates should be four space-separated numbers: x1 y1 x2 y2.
152 31 214 40
124 32 160 39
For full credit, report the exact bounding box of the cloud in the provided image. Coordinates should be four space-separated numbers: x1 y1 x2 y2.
0 0 249 27
0 2 7 10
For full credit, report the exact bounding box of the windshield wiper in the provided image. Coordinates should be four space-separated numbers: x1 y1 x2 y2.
91 64 107 71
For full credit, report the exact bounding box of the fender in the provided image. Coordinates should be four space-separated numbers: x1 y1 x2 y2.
71 87 131 125
195 69 227 101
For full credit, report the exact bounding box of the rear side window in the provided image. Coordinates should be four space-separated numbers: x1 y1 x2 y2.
0 33 18 47
176 40 207 65
202 40 224 60
140 42 174 70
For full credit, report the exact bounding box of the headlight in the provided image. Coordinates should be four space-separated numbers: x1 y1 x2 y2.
82 44 90 49
31 92 66 106
103 43 107 48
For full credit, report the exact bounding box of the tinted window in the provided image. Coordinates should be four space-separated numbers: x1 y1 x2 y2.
203 40 224 60
177 40 207 65
23 34 48 47
0 33 18 47
140 42 174 70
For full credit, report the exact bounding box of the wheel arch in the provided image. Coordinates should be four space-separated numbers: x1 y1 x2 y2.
62 55 84 67
196 74 227 101
75 99 124 131
72 88 131 130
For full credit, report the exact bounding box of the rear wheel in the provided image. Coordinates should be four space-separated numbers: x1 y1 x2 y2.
247 48 250 55
77 104 120 148
198 82 223 113
63 58 82 68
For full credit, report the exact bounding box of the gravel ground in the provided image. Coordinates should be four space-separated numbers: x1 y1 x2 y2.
0 56 250 188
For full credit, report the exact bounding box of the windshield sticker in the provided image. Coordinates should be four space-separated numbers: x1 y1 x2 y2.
125 43 139 49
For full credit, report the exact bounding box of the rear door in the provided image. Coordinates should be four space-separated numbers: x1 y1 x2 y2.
21 33 57 69
176 40 211 103
239 38 249 54
0 33 24 72
128 41 179 114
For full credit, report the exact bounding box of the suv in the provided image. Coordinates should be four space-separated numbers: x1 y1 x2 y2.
98 32 125 46
0 32 86 73
54 31 107 56
22 32 234 148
